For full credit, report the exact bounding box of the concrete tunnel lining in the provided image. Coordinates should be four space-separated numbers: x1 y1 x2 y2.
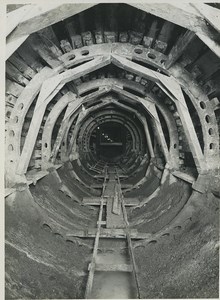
4 3 220 299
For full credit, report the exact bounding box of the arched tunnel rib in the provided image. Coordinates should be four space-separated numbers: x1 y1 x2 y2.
4 3 220 299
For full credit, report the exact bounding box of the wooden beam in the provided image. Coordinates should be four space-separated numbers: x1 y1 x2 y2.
140 100 171 165
27 33 62 69
111 54 161 83
7 4 96 41
196 33 220 59
141 118 155 158
191 3 220 34
90 263 133 272
41 93 73 170
159 79 206 171
6 5 32 36
67 228 150 239
38 56 111 108
5 67 55 186
8 52 37 80
165 31 196 69
50 98 81 163
82 197 140 206
16 84 66 175
6 34 29 60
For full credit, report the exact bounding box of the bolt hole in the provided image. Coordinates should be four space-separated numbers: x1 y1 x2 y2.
200 101 206 109
18 103 24 110
66 239 75 244
148 53 156 59
162 233 170 237
174 143 177 149
54 233 63 238
149 240 157 244
205 115 211 123
68 54 76 61
9 130 15 137
174 225 182 230
208 128 213 136
8 144 14 151
134 48 143 54
45 143 48 148
43 224 52 232
209 143 215 150
81 50 89 56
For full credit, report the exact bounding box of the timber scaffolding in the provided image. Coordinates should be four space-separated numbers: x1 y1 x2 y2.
67 165 143 299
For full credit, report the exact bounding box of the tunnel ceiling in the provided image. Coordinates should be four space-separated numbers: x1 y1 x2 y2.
5 3 220 192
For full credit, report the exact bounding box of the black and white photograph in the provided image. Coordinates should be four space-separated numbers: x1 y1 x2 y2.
3 1 220 299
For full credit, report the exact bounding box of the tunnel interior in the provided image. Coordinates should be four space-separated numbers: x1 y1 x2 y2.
92 122 127 159
4 3 220 299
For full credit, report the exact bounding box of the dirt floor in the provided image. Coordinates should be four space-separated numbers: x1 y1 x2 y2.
5 168 219 299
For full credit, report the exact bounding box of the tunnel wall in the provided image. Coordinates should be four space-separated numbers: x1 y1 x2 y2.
5 168 98 299
134 191 219 298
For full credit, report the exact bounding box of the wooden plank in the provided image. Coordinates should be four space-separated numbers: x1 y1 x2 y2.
66 228 151 239
107 198 125 229
165 31 196 69
16 39 44 72
6 61 29 86
143 20 158 48
121 197 141 299
112 185 122 215
90 263 133 272
65 18 83 49
8 52 37 79
38 26 61 48
171 171 195 184
85 198 105 299
8 4 96 41
28 33 62 68
91 184 133 189
154 21 175 53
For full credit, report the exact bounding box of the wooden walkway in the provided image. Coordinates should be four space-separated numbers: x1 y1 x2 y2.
68 166 142 299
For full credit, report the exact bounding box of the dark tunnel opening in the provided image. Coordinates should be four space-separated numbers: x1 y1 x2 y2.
91 122 127 161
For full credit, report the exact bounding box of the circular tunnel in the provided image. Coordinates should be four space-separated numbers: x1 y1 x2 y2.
5 3 220 299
